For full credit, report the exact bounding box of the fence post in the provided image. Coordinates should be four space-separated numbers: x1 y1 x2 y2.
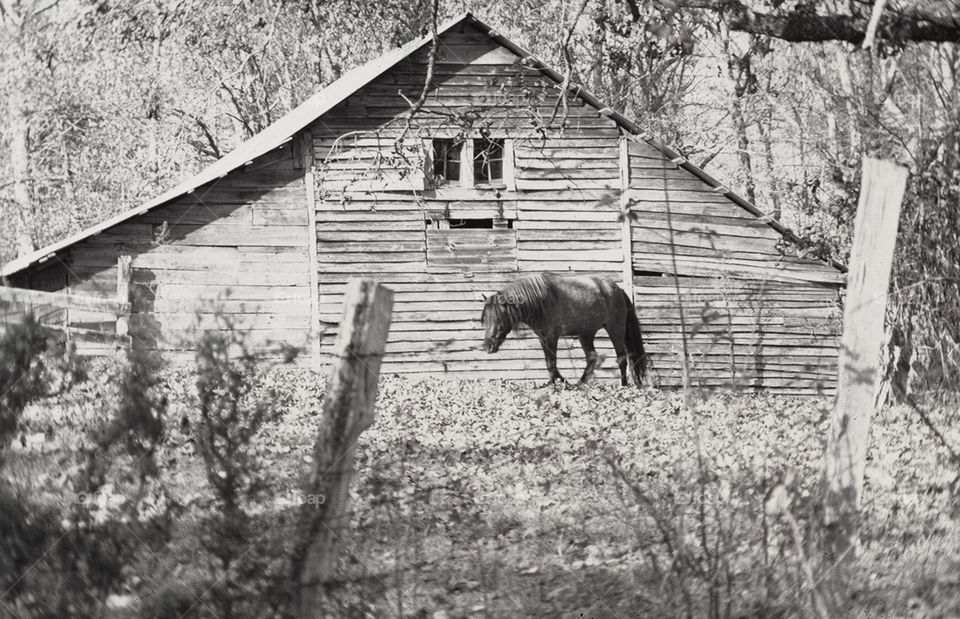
115 255 132 346
822 157 908 562
293 278 394 615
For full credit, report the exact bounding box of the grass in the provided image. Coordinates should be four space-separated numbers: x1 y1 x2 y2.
4 361 960 617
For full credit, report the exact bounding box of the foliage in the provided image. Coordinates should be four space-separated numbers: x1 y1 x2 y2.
888 121 960 391
0 314 84 461
81 341 168 495
190 317 294 617
2 358 959 616
0 319 174 617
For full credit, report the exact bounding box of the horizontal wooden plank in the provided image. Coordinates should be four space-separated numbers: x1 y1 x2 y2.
517 261 620 272
317 231 426 242
633 254 846 284
318 251 425 263
132 312 310 331
518 210 621 222
142 283 309 302
516 229 621 242
318 241 427 252
632 233 779 256
636 217 781 240
515 158 618 170
517 240 621 252
151 224 307 247
129 268 310 288
633 275 840 291
516 147 618 159
145 298 308 314
516 249 623 262
515 179 619 191
0 285 126 314
514 220 620 231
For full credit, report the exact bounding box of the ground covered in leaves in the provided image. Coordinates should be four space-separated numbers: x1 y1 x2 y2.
6 364 960 617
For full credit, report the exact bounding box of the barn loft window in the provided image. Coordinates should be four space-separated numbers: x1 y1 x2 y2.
474 138 504 184
429 137 513 189
426 216 513 230
432 138 462 182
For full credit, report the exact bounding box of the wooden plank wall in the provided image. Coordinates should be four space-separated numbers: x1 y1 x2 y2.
311 23 628 380
626 140 843 394
16 146 312 358
310 22 843 389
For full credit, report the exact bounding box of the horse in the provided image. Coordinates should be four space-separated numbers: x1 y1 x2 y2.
481 273 647 387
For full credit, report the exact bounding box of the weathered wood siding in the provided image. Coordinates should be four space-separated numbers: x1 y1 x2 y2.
626 140 842 393
12 146 312 357
310 23 842 391
311 23 626 379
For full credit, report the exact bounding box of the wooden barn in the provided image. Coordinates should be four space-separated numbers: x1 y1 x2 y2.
0 13 845 394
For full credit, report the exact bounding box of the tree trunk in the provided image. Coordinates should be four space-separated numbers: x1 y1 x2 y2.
720 21 757 205
148 3 164 177
834 48 862 160
8 90 35 257
757 114 782 221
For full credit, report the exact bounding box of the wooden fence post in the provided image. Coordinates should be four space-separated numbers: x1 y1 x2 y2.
115 255 132 345
293 278 394 615
822 157 908 562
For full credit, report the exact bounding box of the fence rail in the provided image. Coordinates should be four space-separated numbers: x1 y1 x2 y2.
0 278 131 349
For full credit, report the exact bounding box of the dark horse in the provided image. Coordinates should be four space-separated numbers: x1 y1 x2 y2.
481 273 647 387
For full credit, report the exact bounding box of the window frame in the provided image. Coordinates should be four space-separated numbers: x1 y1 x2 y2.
472 137 505 186
431 137 463 183
428 136 515 190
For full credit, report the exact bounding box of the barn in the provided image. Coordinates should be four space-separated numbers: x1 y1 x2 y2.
0 13 845 394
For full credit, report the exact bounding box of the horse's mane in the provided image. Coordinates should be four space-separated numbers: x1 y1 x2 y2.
489 273 558 326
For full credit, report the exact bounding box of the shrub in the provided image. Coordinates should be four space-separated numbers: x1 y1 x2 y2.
191 317 296 616
0 316 174 617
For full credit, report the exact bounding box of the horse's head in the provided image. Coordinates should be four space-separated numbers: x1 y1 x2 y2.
481 292 512 353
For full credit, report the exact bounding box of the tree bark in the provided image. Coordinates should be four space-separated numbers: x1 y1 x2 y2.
8 90 35 257
834 48 862 161
757 117 781 221
646 0 960 44
719 21 757 205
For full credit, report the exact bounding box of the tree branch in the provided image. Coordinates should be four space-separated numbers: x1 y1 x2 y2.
643 0 960 44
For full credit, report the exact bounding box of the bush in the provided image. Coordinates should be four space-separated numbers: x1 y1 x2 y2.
0 314 84 460
0 317 175 617
191 318 296 616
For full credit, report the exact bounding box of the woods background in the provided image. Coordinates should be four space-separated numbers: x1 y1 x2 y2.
1 0 958 391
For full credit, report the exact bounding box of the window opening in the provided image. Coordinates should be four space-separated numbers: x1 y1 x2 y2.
432 138 462 182
474 138 504 183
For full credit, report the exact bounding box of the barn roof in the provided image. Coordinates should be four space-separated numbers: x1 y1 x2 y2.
1 12 843 278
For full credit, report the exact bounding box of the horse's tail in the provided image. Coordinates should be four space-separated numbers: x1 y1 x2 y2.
620 288 647 384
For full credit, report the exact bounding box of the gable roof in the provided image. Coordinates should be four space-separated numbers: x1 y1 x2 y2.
1 12 844 278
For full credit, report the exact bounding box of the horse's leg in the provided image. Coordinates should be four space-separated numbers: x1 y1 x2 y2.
605 324 629 386
578 334 598 385
537 332 564 386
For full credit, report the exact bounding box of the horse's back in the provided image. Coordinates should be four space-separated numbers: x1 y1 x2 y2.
535 273 624 332
543 273 621 300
